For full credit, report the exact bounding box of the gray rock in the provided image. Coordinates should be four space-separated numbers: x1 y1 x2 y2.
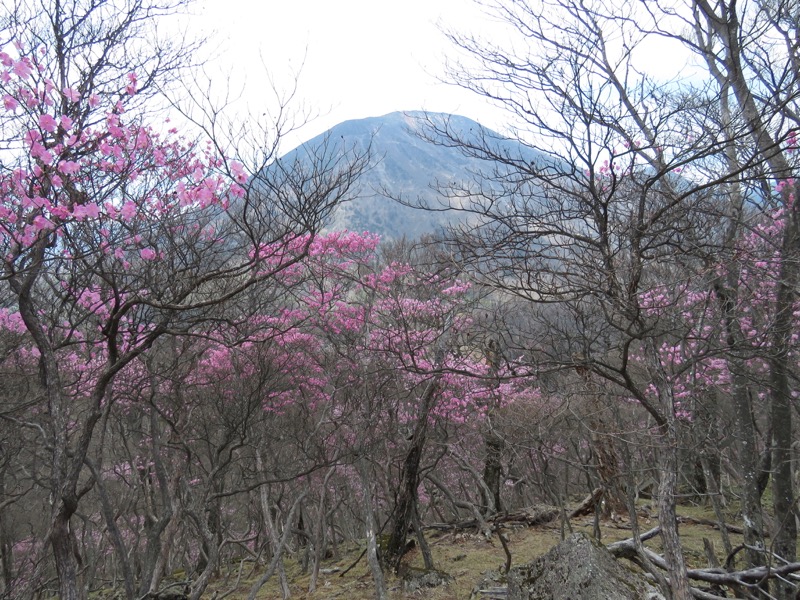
401 568 454 593
507 533 665 600
470 569 508 599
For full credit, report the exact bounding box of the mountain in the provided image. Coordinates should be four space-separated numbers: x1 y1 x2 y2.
278 111 547 241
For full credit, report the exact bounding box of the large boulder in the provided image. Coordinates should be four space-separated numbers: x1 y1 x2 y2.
507 533 664 600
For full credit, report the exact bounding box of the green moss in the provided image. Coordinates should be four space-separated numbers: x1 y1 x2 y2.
202 508 772 599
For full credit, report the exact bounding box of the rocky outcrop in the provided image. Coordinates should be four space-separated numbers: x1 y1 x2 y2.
400 567 454 593
507 533 665 600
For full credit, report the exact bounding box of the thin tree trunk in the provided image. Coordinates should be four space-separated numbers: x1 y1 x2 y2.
656 427 691 600
51 508 83 600
357 458 387 600
385 381 437 571
696 5 799 592
309 467 336 593
246 492 307 600
644 340 692 600
769 254 798 600
256 450 291 599
85 460 135 600
481 424 504 516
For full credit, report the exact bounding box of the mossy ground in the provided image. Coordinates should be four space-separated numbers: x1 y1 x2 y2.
203 501 767 599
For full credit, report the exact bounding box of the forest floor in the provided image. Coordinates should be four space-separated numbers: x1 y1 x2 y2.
203 500 753 600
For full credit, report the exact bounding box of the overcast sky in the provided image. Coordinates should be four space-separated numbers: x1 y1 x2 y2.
195 0 506 150
193 0 696 153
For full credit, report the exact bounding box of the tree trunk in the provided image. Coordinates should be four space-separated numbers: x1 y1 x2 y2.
699 5 799 589
0 471 14 595
256 450 291 599
385 381 437 570
358 458 387 600
246 492 307 600
769 256 798 600
656 429 692 600
481 425 505 516
85 460 136 600
51 507 83 600
644 339 692 600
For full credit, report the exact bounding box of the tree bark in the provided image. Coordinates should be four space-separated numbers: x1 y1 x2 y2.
358 458 387 600
385 381 437 571
481 424 505 516
693 3 799 589
644 340 692 600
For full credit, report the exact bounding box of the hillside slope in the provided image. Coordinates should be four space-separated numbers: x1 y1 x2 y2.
280 111 544 241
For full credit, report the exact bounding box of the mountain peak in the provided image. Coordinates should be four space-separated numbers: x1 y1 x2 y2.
279 111 538 241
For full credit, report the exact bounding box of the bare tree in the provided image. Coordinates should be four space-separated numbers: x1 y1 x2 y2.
425 0 800 597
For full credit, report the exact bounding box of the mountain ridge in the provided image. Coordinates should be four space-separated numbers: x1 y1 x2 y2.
279 111 544 241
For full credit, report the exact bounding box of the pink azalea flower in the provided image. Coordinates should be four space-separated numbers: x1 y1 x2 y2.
58 160 80 175
23 129 42 147
82 203 100 218
38 114 58 133
2 95 18 111
230 160 249 184
62 87 80 102
12 57 33 79
30 142 53 165
125 72 137 95
120 201 137 221
32 215 53 231
50 205 69 220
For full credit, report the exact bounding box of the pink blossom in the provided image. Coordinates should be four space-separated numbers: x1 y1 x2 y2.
58 160 79 175
230 161 249 184
139 248 156 260
120 201 137 221
38 114 58 133
12 57 33 79
83 203 100 218
72 203 100 219
2 95 18 111
62 87 80 102
30 142 53 165
23 129 42 147
32 215 53 231
125 72 137 95
50 205 69 219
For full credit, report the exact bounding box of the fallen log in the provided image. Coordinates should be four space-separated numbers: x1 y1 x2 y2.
569 487 604 518
608 529 800 590
426 505 561 533
677 515 768 537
